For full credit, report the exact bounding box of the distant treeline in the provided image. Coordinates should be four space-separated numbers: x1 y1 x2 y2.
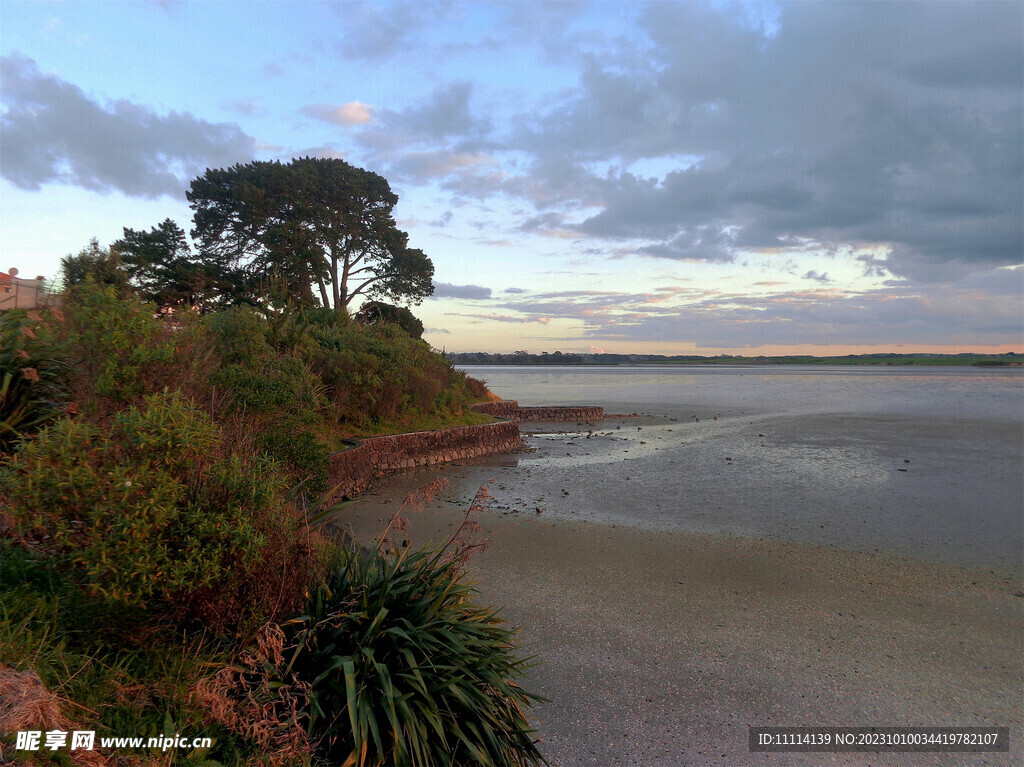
447 351 1023 367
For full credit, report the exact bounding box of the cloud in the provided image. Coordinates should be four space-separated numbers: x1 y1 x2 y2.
567 268 1024 349
399 82 484 140
301 101 374 126
504 287 527 294
431 281 493 299
803 270 831 284
281 146 347 160
221 99 265 116
346 81 496 183
496 2 1023 280
332 2 453 62
390 151 489 181
357 82 491 152
449 313 551 324
0 53 255 198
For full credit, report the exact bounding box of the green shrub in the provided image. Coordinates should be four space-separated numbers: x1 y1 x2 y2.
0 542 258 765
284 544 545 766
1 390 318 630
212 357 324 426
256 424 331 493
0 308 71 453
63 282 175 401
304 319 478 432
204 306 274 365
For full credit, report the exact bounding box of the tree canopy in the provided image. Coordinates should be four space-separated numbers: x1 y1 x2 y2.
356 300 425 339
60 239 131 294
187 158 434 312
113 218 230 311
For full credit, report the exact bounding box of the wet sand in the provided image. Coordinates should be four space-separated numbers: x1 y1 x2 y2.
334 456 1023 766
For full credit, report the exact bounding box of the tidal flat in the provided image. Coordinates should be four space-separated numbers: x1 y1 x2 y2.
334 366 1023 765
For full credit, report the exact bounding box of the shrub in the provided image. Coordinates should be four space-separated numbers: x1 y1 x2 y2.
204 306 274 364
1 390 320 630
62 282 175 402
0 308 71 454
284 543 545 766
0 541 258 765
256 424 331 493
212 357 324 426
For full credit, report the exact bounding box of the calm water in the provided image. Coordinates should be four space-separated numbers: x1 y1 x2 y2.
465 364 1023 421
460 365 1024 573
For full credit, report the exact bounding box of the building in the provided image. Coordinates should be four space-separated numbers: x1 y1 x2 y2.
0 269 53 311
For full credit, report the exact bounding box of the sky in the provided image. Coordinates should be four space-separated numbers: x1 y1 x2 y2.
1 0 1021 355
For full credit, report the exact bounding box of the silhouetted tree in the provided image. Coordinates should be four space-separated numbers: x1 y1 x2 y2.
356 300 425 339
113 219 231 312
187 158 434 312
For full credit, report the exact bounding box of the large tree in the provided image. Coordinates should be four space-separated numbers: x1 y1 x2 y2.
112 219 232 311
60 239 131 294
187 158 434 311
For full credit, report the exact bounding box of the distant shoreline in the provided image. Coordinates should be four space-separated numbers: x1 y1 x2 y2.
449 351 1022 367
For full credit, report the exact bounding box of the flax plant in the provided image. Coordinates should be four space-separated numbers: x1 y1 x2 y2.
284 541 546 766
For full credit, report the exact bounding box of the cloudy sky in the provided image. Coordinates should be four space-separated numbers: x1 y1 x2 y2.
1 0 1021 355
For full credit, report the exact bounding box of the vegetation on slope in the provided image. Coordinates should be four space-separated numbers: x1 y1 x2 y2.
0 275 539 765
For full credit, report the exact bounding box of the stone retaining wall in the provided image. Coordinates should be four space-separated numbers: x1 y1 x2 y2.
514 406 605 422
471 400 522 418
328 420 522 498
472 401 605 422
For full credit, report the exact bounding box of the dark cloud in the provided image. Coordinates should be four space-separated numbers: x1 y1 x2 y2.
389 150 487 181
635 224 737 263
904 42 1023 89
349 82 493 182
802 271 832 284
400 82 484 140
504 287 527 294
431 281 493 299
0 53 255 198
502 2 1023 279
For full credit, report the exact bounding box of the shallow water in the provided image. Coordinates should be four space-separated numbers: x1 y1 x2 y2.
460 365 1024 573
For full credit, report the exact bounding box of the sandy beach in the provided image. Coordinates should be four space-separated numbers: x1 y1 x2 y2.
333 439 1023 766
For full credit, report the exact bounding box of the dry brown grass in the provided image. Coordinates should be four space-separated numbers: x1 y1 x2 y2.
191 624 312 767
0 665 112 766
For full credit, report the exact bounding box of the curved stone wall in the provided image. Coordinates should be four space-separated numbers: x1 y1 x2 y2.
471 400 521 418
471 401 605 422
328 420 522 498
513 406 605 422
